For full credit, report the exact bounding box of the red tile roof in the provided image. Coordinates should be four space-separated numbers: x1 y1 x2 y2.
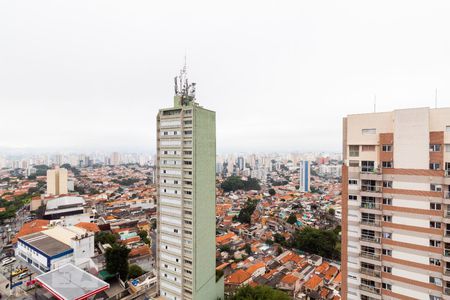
13 220 49 243
226 269 251 285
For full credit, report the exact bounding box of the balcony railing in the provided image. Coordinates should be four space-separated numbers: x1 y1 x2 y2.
445 269 450 276
361 185 383 193
360 219 381 227
445 249 450 257
361 167 381 174
445 287 450 295
359 284 381 295
446 170 450 177
360 202 381 210
360 251 381 261
360 267 381 278
360 235 381 244
445 192 450 199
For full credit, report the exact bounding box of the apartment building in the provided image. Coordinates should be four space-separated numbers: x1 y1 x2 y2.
299 160 311 192
156 67 224 300
342 107 450 300
46 166 68 196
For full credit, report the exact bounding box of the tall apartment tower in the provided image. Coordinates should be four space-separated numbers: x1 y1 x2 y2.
156 67 224 300
46 167 68 196
299 160 310 192
342 107 450 300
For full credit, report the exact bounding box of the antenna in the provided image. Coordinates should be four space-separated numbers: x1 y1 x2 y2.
373 94 377 112
435 88 438 108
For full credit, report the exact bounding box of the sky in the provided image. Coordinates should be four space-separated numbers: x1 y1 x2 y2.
1 1 450 154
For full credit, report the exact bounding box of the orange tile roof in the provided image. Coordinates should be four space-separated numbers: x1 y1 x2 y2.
263 269 277 280
120 236 141 244
280 274 299 285
315 262 330 274
280 252 303 265
332 272 342 285
245 262 265 276
226 269 251 285
129 245 150 257
304 274 322 290
332 295 341 300
13 220 49 243
216 263 230 271
75 222 100 233
320 288 330 298
216 232 236 245
324 266 338 281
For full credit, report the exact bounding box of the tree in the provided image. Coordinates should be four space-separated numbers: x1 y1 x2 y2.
273 233 286 245
328 208 335 216
286 213 297 225
221 176 261 192
236 199 258 224
268 188 276 196
138 230 150 244
291 227 340 260
244 243 252 255
128 264 145 279
230 285 290 300
95 231 118 245
105 244 130 281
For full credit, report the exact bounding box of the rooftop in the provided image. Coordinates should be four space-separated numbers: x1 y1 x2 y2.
35 263 109 300
20 232 72 257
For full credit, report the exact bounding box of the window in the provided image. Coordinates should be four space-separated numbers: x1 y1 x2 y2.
362 145 376 152
184 109 192 115
430 163 440 170
382 283 392 290
361 161 375 172
447 126 450 132
382 232 392 239
430 203 442 210
349 179 358 185
184 130 192 135
429 258 441 266
430 144 441 152
174 229 178 233
362 128 376 135
446 144 450 152
382 248 392 256
383 266 392 273
349 195 357 201
383 215 392 222
382 145 392 152
429 276 442 286
430 240 442 247
430 296 442 300
382 161 393 168
431 184 442 192
349 146 359 157
383 181 393 188
383 198 392 205
184 120 192 125
430 221 441 229
349 160 359 167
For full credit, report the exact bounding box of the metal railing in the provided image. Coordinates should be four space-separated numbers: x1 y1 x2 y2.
445 287 450 295
360 167 381 174
360 219 381 226
445 191 450 199
361 185 383 193
360 202 381 210
359 284 381 295
360 235 381 244
445 169 450 177
445 249 450 257
360 267 381 278
360 251 381 260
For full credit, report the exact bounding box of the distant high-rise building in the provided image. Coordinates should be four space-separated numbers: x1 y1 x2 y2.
298 160 310 192
237 156 245 171
342 107 450 300
111 152 120 166
47 167 68 196
156 66 223 300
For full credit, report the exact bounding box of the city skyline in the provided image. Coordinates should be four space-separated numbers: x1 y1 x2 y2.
2 1 450 153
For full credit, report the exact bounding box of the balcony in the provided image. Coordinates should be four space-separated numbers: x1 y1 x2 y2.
445 191 450 200
360 251 381 261
360 202 381 210
361 167 381 174
361 185 382 193
360 235 381 244
446 170 450 177
360 267 381 278
445 287 450 296
359 284 381 295
360 219 381 227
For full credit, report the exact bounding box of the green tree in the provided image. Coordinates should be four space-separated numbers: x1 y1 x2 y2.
244 243 252 255
286 213 297 224
268 188 276 196
328 208 335 216
236 199 258 224
95 231 118 245
230 285 290 300
128 264 145 279
138 230 150 244
105 244 130 281
291 227 340 260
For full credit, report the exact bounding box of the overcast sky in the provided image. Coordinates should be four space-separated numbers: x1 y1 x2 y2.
1 1 450 154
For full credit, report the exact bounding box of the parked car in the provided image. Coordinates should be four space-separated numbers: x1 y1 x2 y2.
1 257 15 266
